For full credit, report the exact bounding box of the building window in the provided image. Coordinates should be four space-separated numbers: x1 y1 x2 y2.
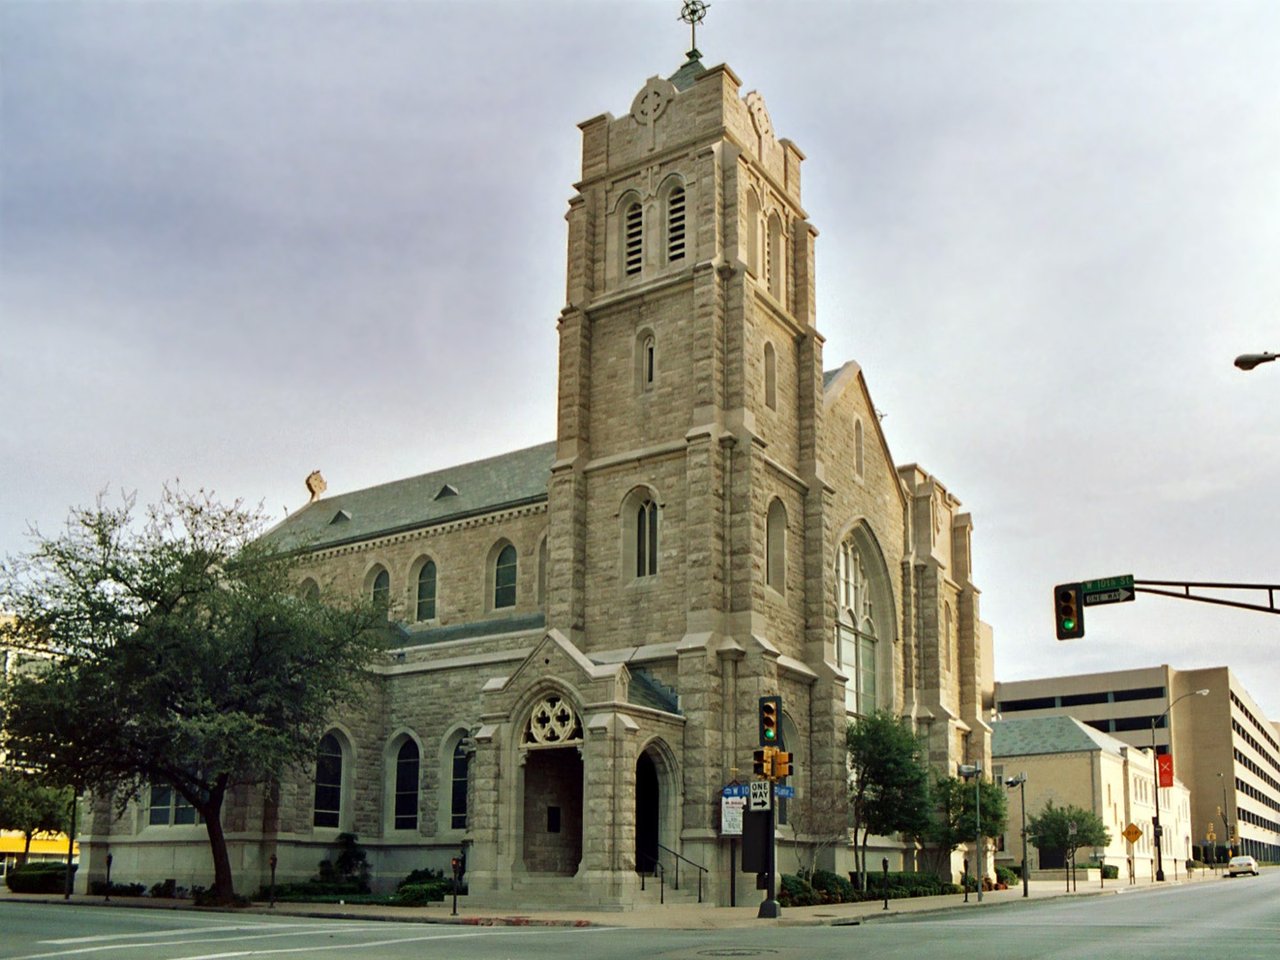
764 342 777 411
299 578 320 601
641 334 656 391
494 544 517 609
451 742 470 830
147 784 197 826
854 418 864 478
416 561 437 621
836 539 878 715
313 733 343 828
371 568 390 610
767 212 785 301
394 739 419 831
636 499 658 577
766 499 786 592
624 201 643 276
537 537 548 605
667 186 686 262
745 189 761 276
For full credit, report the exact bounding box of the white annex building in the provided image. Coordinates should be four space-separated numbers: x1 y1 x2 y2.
80 45 995 908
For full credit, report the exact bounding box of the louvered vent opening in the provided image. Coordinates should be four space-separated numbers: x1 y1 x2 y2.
667 188 686 262
624 203 643 275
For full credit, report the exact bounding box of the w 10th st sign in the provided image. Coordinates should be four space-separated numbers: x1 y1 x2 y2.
1082 575 1135 606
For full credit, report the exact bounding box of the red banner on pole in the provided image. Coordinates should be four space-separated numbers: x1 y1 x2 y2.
1157 753 1174 788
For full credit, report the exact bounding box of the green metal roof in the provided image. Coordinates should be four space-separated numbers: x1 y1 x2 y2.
992 716 1130 759
268 441 557 552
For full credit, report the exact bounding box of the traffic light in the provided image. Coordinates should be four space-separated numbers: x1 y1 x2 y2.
753 747 774 778
772 751 793 779
758 695 782 747
1054 582 1085 640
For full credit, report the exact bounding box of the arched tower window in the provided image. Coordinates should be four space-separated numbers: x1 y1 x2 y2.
767 212 785 301
636 499 659 577
313 733 344 828
766 498 787 593
854 418 865 478
636 331 656 393
493 543 517 609
624 200 644 276
764 342 777 411
667 185 686 262
745 189 762 276
393 739 420 830
416 560 437 622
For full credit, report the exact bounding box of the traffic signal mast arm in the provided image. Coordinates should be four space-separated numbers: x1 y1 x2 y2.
1132 580 1280 616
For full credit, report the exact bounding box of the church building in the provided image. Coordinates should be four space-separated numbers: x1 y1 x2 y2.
81 45 994 909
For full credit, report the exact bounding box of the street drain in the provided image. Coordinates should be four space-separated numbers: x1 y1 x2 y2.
695 950 781 957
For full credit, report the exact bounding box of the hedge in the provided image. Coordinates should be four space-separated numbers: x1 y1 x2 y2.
6 862 75 894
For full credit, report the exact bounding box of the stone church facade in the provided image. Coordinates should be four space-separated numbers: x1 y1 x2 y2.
80 53 993 908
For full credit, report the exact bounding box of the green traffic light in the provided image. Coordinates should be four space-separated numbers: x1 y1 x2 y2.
1062 618 1075 630
764 728 776 740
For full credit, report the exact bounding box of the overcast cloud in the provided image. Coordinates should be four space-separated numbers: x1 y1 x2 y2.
3 1 1278 714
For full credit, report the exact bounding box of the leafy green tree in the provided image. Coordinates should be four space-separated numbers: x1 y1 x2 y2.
845 711 932 887
0 769 72 863
0 486 385 904
1027 801 1110 888
920 773 1008 880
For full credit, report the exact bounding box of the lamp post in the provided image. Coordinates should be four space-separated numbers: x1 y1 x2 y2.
1005 773 1029 898
959 763 983 902
1151 688 1210 881
1234 352 1278 370
1217 772 1232 859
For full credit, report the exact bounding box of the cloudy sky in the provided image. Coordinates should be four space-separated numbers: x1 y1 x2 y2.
3 1 1278 714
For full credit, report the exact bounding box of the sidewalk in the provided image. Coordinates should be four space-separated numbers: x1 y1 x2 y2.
2 870 1230 930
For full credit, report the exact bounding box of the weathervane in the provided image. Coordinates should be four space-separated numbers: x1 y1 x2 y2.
679 1 709 60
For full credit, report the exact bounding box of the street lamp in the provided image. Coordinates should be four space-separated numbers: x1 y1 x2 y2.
1217 772 1233 860
1151 688 1209 881
959 762 983 902
1234 352 1278 371
1005 773 1029 898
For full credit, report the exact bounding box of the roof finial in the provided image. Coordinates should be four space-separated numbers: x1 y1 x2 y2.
679 0 709 61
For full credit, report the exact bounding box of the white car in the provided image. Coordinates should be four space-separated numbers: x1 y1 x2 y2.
1227 855 1259 877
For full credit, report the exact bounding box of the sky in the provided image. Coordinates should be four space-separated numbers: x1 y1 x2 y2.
2 1 1278 715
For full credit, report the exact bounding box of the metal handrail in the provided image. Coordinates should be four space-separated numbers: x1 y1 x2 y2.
657 842 708 903
638 853 665 904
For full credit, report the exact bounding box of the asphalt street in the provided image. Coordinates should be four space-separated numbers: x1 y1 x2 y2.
1 871 1276 960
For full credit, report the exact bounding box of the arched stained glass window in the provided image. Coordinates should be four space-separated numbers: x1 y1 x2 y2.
636 499 658 577
494 544 517 608
313 733 342 828
451 742 470 830
394 740 419 830
416 561 437 621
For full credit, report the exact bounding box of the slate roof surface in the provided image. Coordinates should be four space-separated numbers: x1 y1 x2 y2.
267 441 557 552
991 715 1133 759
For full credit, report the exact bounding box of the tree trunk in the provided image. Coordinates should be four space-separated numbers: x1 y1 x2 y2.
19 831 32 865
199 781 232 903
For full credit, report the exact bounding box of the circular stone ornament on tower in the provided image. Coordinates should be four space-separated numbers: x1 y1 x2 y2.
631 76 679 126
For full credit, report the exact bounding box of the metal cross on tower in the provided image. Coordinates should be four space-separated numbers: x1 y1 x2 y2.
679 1 710 59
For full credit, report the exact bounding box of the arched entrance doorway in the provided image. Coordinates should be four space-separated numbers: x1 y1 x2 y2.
635 751 659 874
519 693 585 876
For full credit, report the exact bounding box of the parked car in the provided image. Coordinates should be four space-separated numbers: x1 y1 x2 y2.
1227 855 1259 877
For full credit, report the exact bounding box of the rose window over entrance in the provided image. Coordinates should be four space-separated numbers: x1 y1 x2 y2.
523 695 583 746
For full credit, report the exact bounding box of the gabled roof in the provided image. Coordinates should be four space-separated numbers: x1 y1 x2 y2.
267 441 557 552
992 715 1133 759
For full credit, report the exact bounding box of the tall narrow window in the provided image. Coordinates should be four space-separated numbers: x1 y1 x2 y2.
313 733 343 828
494 544 517 608
764 342 777 411
836 538 879 715
624 201 643 276
636 499 658 577
745 190 761 276
451 742 470 829
394 740 419 830
767 212 785 301
667 186 686 262
854 418 865 478
643 335 655 390
371 568 390 609
766 499 786 592
416 561 437 621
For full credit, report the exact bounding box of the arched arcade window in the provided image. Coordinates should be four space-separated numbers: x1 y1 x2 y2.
313 733 344 828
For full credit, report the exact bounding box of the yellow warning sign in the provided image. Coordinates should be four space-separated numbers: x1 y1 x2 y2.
1122 823 1142 844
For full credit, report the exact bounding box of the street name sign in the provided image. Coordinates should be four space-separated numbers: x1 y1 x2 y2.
773 785 795 798
1081 574 1135 607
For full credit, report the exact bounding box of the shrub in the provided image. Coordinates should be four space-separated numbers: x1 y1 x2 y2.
392 880 456 906
778 873 820 907
151 879 177 898
810 869 854 902
995 865 1017 886
6 862 74 894
397 867 445 889
1102 864 1119 880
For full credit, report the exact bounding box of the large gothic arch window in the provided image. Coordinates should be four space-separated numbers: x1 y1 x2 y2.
835 528 896 716
313 731 349 829
620 486 660 579
392 737 420 831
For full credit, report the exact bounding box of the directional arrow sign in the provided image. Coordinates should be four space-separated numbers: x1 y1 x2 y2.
1081 574 1136 606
